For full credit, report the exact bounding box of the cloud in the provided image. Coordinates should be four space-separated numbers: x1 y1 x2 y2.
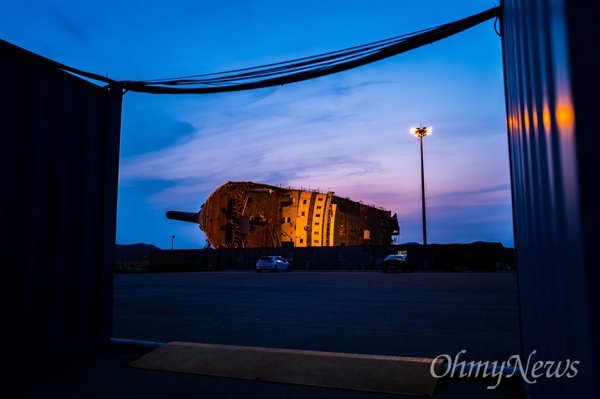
119 74 397 180
116 49 512 248
429 184 511 204
45 3 90 45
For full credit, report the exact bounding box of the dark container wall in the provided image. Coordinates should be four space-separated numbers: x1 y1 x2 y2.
0 41 122 371
501 1 599 398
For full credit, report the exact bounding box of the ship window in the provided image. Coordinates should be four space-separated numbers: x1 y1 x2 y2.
303 200 307 204
301 211 305 216
314 231 319 235
316 214 320 217
299 238 304 243
316 206 322 209
315 222 320 226
314 240 319 244
318 198 323 201
286 217 291 223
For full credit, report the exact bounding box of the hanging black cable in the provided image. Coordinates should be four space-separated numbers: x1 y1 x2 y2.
0 6 501 95
120 6 500 94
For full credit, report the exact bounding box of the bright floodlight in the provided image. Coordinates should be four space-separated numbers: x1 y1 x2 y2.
411 126 432 138
409 125 432 246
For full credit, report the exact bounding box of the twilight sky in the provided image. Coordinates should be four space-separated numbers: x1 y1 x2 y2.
1 0 513 249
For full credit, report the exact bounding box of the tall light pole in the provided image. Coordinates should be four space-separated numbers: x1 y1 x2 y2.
171 235 175 251
410 126 432 246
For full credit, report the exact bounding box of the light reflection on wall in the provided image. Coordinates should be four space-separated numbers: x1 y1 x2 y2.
502 1 596 398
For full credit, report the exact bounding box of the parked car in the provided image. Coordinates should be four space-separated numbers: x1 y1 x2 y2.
256 256 291 272
382 254 410 273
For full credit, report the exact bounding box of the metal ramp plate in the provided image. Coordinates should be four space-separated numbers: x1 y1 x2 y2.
129 341 443 396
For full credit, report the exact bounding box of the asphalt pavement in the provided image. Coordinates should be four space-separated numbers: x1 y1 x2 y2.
3 271 526 398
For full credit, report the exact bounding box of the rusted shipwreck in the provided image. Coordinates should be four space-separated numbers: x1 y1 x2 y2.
167 181 399 248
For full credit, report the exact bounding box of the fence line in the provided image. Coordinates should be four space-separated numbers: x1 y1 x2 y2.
148 243 515 272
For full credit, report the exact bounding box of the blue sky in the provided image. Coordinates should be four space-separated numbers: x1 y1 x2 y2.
1 0 513 249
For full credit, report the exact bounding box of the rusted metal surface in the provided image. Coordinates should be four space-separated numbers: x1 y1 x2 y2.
169 181 399 248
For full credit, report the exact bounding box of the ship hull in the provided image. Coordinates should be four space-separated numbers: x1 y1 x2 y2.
193 181 398 249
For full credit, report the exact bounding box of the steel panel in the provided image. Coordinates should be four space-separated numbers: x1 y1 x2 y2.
501 1 599 397
0 40 122 371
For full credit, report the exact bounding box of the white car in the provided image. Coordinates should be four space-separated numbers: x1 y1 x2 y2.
256 256 291 272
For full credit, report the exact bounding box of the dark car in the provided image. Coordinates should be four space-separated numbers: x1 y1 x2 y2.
382 254 409 273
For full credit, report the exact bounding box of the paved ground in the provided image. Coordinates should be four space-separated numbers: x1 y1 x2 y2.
3 271 526 398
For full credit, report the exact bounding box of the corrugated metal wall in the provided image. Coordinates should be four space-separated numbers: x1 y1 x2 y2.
501 1 599 397
0 41 122 371
150 246 377 271
149 243 513 272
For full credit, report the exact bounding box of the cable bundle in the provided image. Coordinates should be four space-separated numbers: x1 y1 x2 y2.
120 6 499 94
0 6 500 95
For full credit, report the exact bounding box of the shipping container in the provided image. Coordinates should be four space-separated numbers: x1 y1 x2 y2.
0 40 122 371
501 1 599 397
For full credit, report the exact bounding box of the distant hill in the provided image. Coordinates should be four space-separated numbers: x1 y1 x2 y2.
116 243 160 255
